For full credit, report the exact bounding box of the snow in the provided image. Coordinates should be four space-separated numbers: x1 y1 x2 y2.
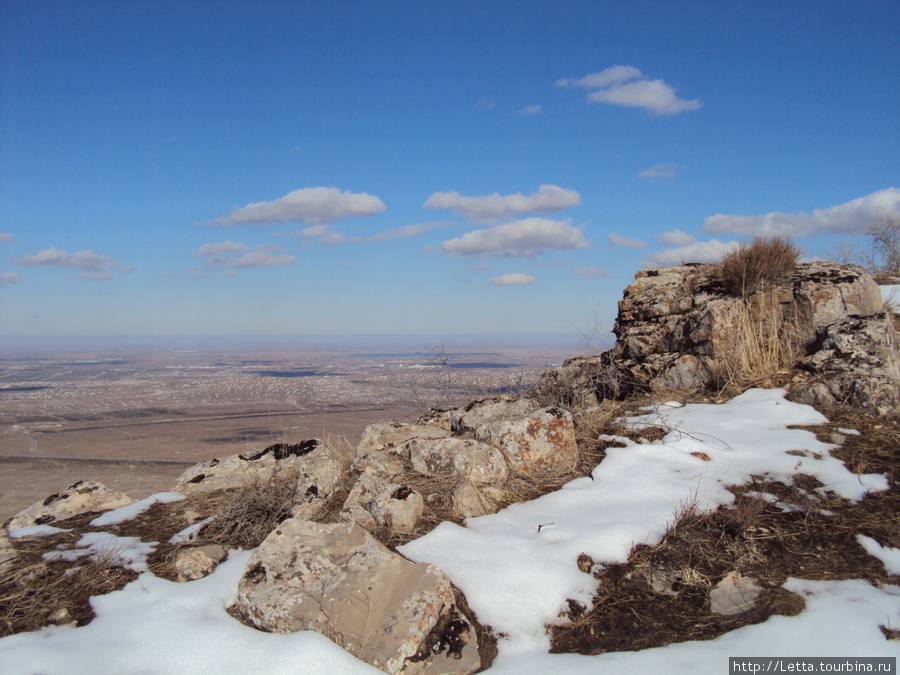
8 524 71 538
857 535 900 575
2 388 898 673
90 492 185 527
43 532 158 572
882 284 899 308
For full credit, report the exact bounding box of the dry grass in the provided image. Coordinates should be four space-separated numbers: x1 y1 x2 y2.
719 236 801 298
710 291 805 395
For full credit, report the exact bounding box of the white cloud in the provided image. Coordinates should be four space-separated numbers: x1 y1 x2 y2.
556 65 702 116
320 232 346 245
13 247 133 279
440 218 590 258
273 224 349 245
641 238 738 267
195 242 295 269
654 228 696 246
515 105 542 117
424 185 582 222
0 271 21 286
80 272 114 281
574 267 610 279
491 273 536 286
608 233 646 249
467 263 493 271
638 162 685 180
210 187 386 225
353 222 447 243
0 233 14 243
193 241 245 256
701 188 900 237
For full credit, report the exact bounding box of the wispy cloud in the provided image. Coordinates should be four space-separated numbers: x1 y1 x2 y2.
353 222 448 243
0 271 21 287
424 185 582 222
654 228 696 246
274 224 348 245
701 188 900 237
608 233 646 249
0 233 15 243
194 241 295 269
13 247 134 279
556 65 702 116
467 263 493 271
574 267 610 279
638 161 685 180
491 273 536 286
440 218 590 257
641 239 738 267
515 105 542 117
209 187 386 225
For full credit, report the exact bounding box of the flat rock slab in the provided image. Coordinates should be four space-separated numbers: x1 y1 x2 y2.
237 518 480 675
709 572 761 616
476 406 578 475
6 480 133 531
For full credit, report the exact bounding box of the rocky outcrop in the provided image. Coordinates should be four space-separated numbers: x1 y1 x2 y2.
236 518 481 675
340 469 425 534
5 480 133 531
544 261 900 412
174 440 345 518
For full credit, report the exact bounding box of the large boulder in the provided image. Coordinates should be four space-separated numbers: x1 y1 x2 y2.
358 422 451 455
236 518 481 675
6 480 132 531
174 441 345 518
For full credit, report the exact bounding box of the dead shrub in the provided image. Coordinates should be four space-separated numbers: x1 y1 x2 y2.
199 467 303 549
719 236 800 298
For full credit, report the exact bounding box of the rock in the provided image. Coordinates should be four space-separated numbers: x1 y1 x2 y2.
174 440 345 519
341 470 425 534
454 397 538 433
451 483 505 519
709 572 761 616
6 481 133 531
625 565 681 597
800 313 900 415
475 406 578 475
174 544 227 582
236 519 481 675
49 607 74 626
402 437 509 486
351 446 407 479
0 530 17 576
358 422 451 456
785 381 836 409
546 261 899 411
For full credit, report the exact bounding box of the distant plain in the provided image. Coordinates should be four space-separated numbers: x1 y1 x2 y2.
0 338 577 522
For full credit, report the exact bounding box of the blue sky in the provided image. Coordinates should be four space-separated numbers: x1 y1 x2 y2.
1 1 898 339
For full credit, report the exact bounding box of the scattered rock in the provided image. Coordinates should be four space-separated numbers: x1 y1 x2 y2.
174 544 228 582
341 470 425 534
358 422 451 456
454 397 538 433
709 572 761 616
450 483 505 519
236 518 481 675
351 446 408 479
6 480 133 531
785 381 836 408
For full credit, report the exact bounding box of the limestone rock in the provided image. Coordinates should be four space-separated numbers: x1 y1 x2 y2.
174 440 345 519
0 530 17 576
800 313 900 414
358 422 451 456
402 437 508 486
351 446 407 479
236 519 481 675
455 396 538 433
341 470 424 534
476 406 578 475
709 572 761 616
451 483 505 519
174 544 227 582
6 481 133 531
785 381 836 409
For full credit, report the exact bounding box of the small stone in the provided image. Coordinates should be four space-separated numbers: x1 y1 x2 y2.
174 544 228 582
709 572 761 616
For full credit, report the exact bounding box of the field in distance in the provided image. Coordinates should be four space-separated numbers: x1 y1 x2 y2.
0 336 580 522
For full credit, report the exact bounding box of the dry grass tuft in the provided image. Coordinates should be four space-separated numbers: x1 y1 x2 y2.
711 291 805 395
198 466 303 549
718 236 801 298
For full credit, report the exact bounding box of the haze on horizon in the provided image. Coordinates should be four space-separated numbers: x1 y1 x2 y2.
1 1 898 341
